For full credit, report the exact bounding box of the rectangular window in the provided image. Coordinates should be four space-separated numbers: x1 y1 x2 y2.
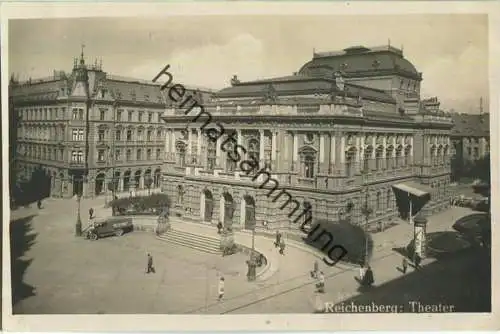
115 130 121 141
127 129 132 141
147 149 152 160
136 149 142 161
126 150 131 161
128 111 133 122
72 108 78 120
156 149 161 160
157 129 162 139
117 110 122 122
79 108 84 120
77 151 83 163
137 130 143 141
72 151 78 162
72 129 78 141
147 130 152 141
115 149 121 161
100 109 106 121
78 129 84 141
98 149 105 162
61 107 66 119
138 112 143 122
148 113 153 123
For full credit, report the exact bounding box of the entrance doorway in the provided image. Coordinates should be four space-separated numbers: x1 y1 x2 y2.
95 173 105 195
203 190 214 222
223 192 234 228
244 195 256 230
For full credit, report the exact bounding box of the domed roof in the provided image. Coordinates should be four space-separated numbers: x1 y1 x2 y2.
299 45 422 81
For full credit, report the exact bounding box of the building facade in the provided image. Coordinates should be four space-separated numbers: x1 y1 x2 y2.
450 112 490 180
10 50 210 198
160 45 453 232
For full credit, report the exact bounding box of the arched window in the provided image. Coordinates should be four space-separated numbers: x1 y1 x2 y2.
430 146 436 164
248 139 260 163
304 154 315 178
395 146 403 168
176 142 186 167
404 146 412 166
386 146 394 169
207 140 216 170
345 148 356 177
363 146 372 173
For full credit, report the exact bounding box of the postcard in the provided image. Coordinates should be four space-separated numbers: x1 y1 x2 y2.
2 1 499 331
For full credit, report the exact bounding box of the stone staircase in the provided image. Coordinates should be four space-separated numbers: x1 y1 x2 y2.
157 229 222 255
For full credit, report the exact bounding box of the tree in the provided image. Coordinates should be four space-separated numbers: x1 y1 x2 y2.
144 176 154 196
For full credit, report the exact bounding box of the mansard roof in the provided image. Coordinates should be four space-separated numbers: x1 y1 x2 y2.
217 74 396 104
450 112 490 137
299 45 422 80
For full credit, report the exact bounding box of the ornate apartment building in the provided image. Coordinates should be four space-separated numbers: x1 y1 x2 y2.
160 45 453 231
10 50 210 198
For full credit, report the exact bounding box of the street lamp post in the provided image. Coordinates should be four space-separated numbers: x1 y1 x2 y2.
75 193 82 236
361 173 372 266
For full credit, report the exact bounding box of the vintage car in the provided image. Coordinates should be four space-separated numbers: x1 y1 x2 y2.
85 217 134 240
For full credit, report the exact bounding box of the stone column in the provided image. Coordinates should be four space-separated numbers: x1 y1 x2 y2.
187 129 192 163
170 131 176 160
236 129 242 178
165 129 170 160
216 135 222 168
259 129 265 167
197 129 202 165
271 131 277 162
330 133 336 172
293 132 298 170
319 133 325 171
382 136 387 169
340 135 345 164
392 136 397 157
371 136 376 159
359 135 365 172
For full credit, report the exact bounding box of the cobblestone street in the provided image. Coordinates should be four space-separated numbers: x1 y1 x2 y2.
9 196 485 314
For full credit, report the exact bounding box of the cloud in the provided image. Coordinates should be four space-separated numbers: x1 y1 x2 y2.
129 33 265 90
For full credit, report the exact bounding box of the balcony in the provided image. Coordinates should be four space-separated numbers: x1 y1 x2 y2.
69 161 86 168
297 177 316 188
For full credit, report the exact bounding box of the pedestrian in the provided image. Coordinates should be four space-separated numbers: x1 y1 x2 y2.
311 260 319 278
218 276 225 301
359 263 366 280
37 199 42 209
279 238 286 255
414 253 421 269
364 265 374 287
275 230 281 248
316 271 325 293
401 257 408 274
217 221 223 234
89 207 94 220
146 253 155 274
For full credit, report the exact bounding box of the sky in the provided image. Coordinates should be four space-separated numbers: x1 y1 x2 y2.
9 14 489 113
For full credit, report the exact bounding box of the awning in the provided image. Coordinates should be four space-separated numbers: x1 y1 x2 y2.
392 181 431 198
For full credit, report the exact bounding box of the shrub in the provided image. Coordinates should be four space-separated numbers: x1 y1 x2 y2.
110 193 171 216
303 219 373 265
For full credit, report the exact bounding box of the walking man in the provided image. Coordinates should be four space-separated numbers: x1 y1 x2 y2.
217 221 223 234
316 271 325 293
146 253 155 274
89 207 94 220
37 199 42 209
311 260 319 278
401 257 408 274
218 277 225 301
275 230 282 248
279 238 286 255
359 263 366 281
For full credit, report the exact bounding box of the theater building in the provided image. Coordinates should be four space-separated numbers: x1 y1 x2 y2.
10 50 210 198
160 45 453 231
